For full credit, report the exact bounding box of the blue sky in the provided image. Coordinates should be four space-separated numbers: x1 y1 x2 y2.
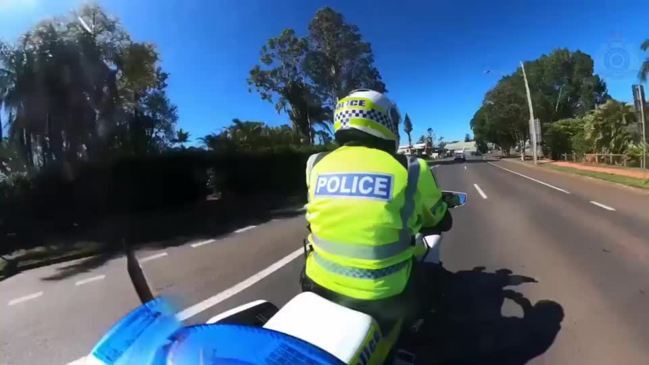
1 0 647 144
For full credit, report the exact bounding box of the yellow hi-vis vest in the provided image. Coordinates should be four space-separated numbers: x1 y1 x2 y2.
304 146 447 300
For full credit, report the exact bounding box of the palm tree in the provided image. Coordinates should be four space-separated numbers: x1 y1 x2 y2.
403 113 413 147
640 39 649 81
172 128 190 148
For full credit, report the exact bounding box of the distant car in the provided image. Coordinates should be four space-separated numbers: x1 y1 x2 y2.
453 151 466 162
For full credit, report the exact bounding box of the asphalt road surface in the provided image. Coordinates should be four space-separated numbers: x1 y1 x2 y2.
1 158 648 364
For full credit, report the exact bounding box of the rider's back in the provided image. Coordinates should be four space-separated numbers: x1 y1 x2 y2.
305 145 418 300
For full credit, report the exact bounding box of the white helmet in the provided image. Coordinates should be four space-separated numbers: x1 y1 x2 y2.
333 89 401 145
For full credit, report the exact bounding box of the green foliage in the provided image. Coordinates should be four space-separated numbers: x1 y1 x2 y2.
640 39 649 81
304 7 386 108
201 119 303 151
625 141 649 165
249 7 386 142
542 101 638 158
570 130 589 157
172 129 190 148
582 100 638 154
543 118 584 159
471 49 610 154
248 29 328 143
403 114 413 146
0 4 177 171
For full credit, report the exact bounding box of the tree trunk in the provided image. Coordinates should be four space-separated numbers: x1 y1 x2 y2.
24 129 34 168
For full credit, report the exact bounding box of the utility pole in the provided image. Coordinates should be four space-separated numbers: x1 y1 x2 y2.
520 61 538 164
633 85 646 169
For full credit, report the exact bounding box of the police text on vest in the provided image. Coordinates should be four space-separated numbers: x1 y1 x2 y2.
314 173 393 201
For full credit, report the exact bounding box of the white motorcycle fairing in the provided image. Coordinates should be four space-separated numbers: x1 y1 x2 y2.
264 292 380 363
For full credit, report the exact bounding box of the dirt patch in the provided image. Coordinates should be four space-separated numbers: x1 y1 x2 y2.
550 161 649 179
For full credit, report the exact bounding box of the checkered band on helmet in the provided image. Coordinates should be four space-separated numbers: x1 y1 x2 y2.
334 91 400 141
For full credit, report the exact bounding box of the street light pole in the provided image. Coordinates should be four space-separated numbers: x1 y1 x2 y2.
520 61 538 165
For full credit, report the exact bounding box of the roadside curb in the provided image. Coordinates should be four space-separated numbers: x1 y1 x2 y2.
1 203 310 281
1 250 103 281
499 158 649 195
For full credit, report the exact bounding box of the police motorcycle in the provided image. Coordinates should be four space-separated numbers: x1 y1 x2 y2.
81 191 467 365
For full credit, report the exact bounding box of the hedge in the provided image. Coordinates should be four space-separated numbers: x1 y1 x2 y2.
0 146 331 253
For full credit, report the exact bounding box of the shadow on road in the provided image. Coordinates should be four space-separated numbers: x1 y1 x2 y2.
39 195 306 281
414 267 564 365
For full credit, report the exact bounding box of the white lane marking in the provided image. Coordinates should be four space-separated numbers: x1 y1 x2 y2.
177 248 303 321
191 239 216 248
75 275 106 286
473 184 488 199
464 165 467 171
65 356 87 365
139 251 168 263
8 291 43 306
488 162 570 194
234 225 256 234
590 201 616 211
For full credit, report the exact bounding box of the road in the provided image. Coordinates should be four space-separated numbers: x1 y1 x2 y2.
1 158 648 364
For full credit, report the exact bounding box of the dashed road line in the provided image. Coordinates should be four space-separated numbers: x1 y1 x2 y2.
464 165 467 171
177 248 303 320
139 251 168 263
488 162 570 194
234 225 256 234
473 184 488 199
75 275 106 286
191 239 216 248
590 201 616 211
8 291 43 306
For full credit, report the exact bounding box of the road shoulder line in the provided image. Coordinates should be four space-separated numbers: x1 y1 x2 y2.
500 158 649 195
590 201 616 211
75 275 106 286
139 252 168 263
8 291 43 306
177 248 303 321
488 162 570 194
191 239 216 248
234 225 257 234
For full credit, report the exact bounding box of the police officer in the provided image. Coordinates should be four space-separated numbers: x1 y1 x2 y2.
301 89 452 329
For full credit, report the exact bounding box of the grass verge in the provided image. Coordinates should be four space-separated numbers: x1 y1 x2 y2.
0 242 104 280
543 164 649 190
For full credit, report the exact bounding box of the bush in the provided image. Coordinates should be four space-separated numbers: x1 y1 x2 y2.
543 119 584 159
0 145 333 247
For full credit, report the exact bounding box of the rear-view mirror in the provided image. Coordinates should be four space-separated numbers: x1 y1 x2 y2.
442 191 468 208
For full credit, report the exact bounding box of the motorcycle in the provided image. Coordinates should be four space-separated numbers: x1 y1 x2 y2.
82 191 467 365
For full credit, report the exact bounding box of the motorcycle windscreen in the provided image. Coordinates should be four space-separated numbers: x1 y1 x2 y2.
87 297 181 365
162 323 344 365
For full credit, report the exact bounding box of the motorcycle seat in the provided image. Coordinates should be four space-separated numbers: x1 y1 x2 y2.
263 292 378 363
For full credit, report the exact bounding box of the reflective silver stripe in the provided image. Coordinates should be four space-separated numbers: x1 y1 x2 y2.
313 252 409 279
306 152 329 188
398 157 420 246
312 234 410 260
